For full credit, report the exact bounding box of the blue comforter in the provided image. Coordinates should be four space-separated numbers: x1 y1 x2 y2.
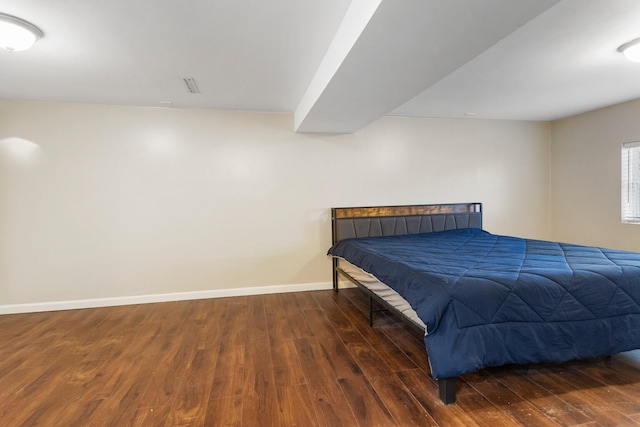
328 228 640 379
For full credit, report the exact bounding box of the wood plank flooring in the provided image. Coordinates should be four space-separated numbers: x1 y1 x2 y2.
2 288 640 426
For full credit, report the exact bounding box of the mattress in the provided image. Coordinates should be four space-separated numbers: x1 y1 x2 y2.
328 228 640 379
337 259 426 332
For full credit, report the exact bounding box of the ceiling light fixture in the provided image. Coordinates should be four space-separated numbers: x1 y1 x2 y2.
618 38 640 63
0 12 43 52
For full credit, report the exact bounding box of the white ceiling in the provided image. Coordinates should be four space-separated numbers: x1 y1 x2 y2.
1 0 640 133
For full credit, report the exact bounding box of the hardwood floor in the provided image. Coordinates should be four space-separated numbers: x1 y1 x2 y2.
2 288 640 426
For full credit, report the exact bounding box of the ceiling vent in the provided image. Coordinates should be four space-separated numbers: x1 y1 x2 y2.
182 77 200 94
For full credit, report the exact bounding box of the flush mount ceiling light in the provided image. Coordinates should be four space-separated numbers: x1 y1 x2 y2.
0 12 44 52
618 38 640 63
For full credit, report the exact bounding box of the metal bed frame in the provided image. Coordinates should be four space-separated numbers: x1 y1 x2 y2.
330 202 482 404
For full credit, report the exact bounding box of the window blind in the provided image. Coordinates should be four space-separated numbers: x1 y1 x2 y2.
622 141 640 223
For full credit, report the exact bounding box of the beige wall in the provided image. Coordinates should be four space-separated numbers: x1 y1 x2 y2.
0 101 550 306
550 98 640 250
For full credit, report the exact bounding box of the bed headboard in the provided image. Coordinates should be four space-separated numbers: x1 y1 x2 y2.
331 202 482 244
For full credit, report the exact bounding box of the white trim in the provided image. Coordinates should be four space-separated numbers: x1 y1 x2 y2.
0 282 332 315
623 141 640 149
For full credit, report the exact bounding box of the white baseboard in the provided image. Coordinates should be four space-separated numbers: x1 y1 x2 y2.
0 281 333 315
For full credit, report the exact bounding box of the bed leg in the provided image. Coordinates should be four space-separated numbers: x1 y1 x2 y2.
369 295 374 327
438 377 458 404
332 258 339 292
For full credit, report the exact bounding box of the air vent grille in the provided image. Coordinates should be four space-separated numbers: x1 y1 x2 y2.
183 77 200 94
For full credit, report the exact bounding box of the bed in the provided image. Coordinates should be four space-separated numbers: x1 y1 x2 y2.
327 203 640 404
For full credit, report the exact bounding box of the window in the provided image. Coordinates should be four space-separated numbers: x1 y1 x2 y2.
622 141 640 223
